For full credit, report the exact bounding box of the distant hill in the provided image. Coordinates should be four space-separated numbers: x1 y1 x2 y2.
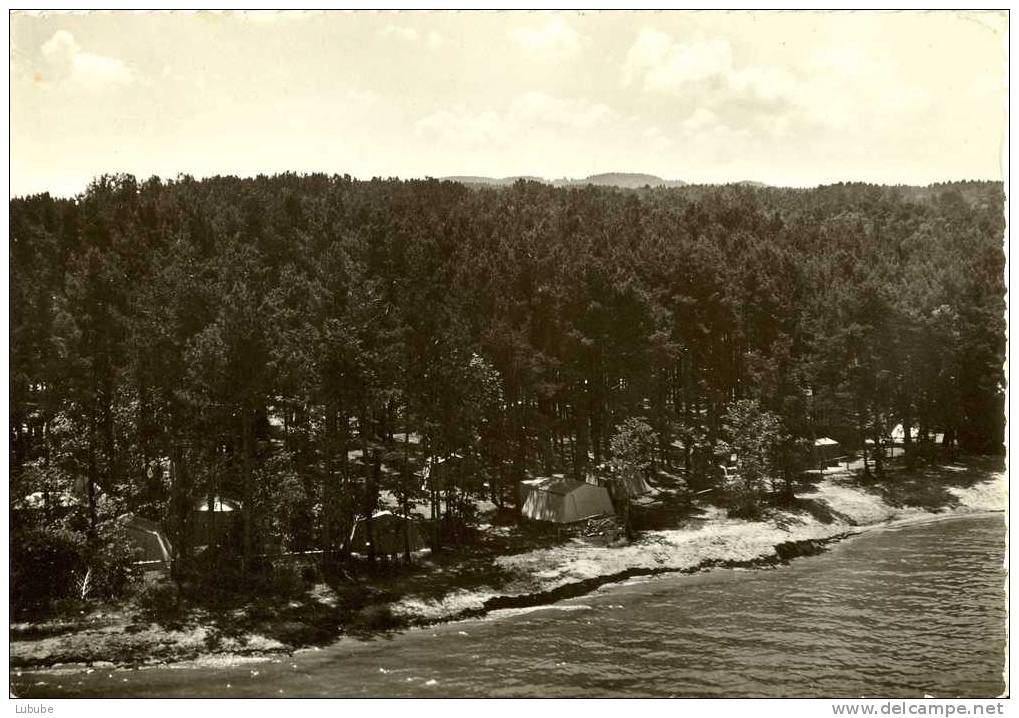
556 173 688 189
440 175 545 186
440 172 687 189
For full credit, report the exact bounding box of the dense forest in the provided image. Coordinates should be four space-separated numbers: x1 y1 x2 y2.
10 174 1006 605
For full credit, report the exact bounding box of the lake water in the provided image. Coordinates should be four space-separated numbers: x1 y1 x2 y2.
12 513 1007 698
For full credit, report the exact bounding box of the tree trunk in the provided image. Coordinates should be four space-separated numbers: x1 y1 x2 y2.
241 404 254 574
902 416 914 467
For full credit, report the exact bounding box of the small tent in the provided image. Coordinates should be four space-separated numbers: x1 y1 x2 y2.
521 479 615 523
613 474 652 499
349 511 426 556
890 424 919 445
585 473 653 500
813 437 841 464
124 515 173 566
418 453 463 489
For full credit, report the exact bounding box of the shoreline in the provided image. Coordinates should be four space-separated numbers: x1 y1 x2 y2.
10 459 1007 673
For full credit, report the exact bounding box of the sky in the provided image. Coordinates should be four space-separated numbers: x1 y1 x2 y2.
9 10 1009 197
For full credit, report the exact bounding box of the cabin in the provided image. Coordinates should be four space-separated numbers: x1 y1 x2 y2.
520 479 615 524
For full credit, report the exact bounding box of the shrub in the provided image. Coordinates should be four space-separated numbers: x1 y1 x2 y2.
11 526 87 611
10 517 141 613
135 579 181 620
88 516 142 598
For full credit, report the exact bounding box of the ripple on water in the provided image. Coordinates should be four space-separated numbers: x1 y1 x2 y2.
11 514 1006 699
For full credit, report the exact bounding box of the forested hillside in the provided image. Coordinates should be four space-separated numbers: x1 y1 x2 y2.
10 174 1005 597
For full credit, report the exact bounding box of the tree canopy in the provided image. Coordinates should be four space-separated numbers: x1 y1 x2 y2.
10 174 1005 588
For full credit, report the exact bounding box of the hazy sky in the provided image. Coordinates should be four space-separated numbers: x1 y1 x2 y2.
10 10 1008 197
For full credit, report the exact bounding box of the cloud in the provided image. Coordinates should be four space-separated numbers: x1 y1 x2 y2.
509 18 584 59
236 11 317 24
379 24 445 49
415 92 616 147
624 28 798 111
415 107 512 146
39 30 135 92
510 91 613 130
625 30 732 90
625 28 935 141
681 107 717 132
623 29 823 136
642 126 674 152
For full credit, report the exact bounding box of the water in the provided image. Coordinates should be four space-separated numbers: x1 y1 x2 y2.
12 513 1007 698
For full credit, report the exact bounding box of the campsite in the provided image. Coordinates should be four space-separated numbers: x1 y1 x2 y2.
10 171 1006 672
7 9 1008 697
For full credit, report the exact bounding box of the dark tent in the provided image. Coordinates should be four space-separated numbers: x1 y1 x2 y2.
521 479 615 523
349 511 426 556
124 515 173 566
192 496 241 548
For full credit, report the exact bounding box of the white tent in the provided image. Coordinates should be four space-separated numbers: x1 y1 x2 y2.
814 437 841 463
890 424 919 444
521 479 615 523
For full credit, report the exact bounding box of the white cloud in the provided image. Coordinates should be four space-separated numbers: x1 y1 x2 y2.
625 29 801 108
681 107 717 132
625 31 732 91
415 92 616 147
379 24 445 49
729 65 798 106
812 44 879 78
510 18 584 59
237 11 316 24
510 91 613 130
40 30 135 93
624 29 848 137
626 28 938 144
642 126 674 152
415 107 513 146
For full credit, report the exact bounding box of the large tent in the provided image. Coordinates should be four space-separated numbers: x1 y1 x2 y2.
521 479 615 523
349 511 426 556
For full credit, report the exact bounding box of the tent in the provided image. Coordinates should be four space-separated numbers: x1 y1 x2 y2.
521 479 615 523
585 473 653 499
890 424 919 444
419 453 463 488
613 474 652 499
124 515 173 566
349 511 426 556
813 437 841 464
192 496 241 547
